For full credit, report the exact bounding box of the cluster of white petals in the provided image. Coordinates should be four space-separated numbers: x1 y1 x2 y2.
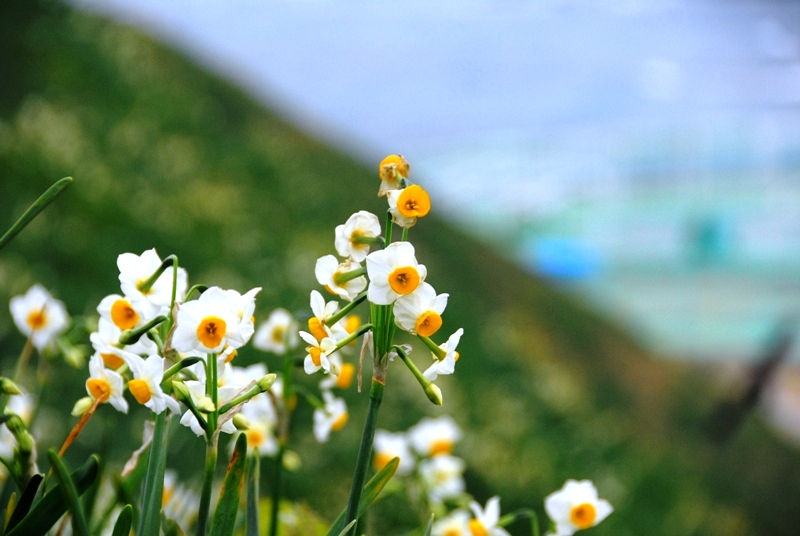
313 391 348 443
10 284 69 352
253 308 299 355
545 480 613 536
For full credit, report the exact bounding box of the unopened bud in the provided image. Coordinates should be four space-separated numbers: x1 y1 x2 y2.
16 431 34 454
197 396 216 413
171 381 190 402
71 396 94 416
424 383 443 406
63 347 86 369
232 414 250 430
282 450 302 472
0 378 23 395
257 373 277 392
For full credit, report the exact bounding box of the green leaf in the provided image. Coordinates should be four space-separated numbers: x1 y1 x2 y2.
335 520 357 536
137 412 170 536
5 473 42 533
324 457 399 536
423 513 435 536
110 505 133 536
0 177 72 252
246 454 259 536
161 514 186 536
5 455 98 536
210 433 247 536
47 449 90 536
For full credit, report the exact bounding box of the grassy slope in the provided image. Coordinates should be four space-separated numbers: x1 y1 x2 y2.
1 1 799 534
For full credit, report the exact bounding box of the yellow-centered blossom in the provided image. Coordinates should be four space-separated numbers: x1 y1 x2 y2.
423 328 464 381
409 415 462 457
315 256 367 302
117 249 187 320
85 353 128 413
373 430 414 475
9 284 69 352
468 497 511 536
544 480 613 536
253 308 299 354
122 352 180 415
172 287 246 354
313 391 349 443
387 185 431 228
393 282 448 337
378 154 410 197
365 242 427 305
299 331 337 375
334 210 382 262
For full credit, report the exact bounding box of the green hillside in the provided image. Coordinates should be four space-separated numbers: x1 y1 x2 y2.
1 1 799 534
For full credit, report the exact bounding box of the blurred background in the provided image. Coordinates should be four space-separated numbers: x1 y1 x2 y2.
3 0 800 534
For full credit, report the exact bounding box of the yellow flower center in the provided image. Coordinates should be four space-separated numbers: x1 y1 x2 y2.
101 352 125 370
223 347 237 363
396 185 431 218
246 428 265 448
388 266 420 295
110 299 139 330
335 363 355 390
345 314 361 334
379 154 409 181
373 451 394 471
26 309 47 330
308 317 328 342
444 529 462 536
162 486 174 506
570 503 597 529
128 379 152 405
87 378 111 402
415 311 442 337
196 316 226 349
429 439 454 456
271 326 285 343
331 411 349 431
309 347 323 367
468 519 488 536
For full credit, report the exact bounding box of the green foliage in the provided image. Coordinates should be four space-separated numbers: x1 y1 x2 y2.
0 177 71 252
137 412 170 536
211 433 248 536
110 505 132 536
325 457 399 536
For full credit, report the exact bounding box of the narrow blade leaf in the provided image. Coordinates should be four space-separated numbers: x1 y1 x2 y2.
137 412 170 536
5 474 43 533
423 513 435 536
0 177 72 252
110 505 133 536
48 449 90 536
161 514 186 536
210 433 247 536
324 457 399 536
246 454 259 536
335 520 357 536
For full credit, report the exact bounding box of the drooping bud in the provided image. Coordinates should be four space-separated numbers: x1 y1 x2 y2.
71 396 94 416
424 383 444 406
0 377 23 395
171 381 190 402
232 414 250 430
257 373 278 392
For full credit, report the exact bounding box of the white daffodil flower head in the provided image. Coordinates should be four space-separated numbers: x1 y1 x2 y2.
10 284 69 352
431 510 471 536
313 391 348 443
86 353 128 413
387 184 431 229
315 256 367 302
306 290 348 343
90 318 158 370
253 308 299 354
97 294 146 331
394 282 448 337
373 430 414 475
117 249 188 320
224 287 261 346
365 242 427 305
319 354 355 391
408 415 462 457
378 154 410 197
300 331 336 375
423 327 464 381
122 352 180 415
419 454 465 502
172 286 244 354
468 496 511 536
334 210 382 262
544 480 613 536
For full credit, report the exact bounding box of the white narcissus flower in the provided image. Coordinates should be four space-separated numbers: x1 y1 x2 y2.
394 282 448 337
117 249 188 320
387 184 431 228
307 290 348 343
122 352 180 415
378 154 410 197
299 331 337 375
544 480 613 536
373 430 414 475
253 308 299 354
315 256 367 302
408 415 462 457
313 391 348 443
468 496 511 536
365 242 427 305
423 328 464 381
335 211 382 262
90 318 158 370
172 287 244 354
224 287 261 346
10 284 69 352
85 353 128 413
419 454 465 502
431 510 471 536
97 294 145 331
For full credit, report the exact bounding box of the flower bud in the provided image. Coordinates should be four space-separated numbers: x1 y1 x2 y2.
197 396 216 413
424 383 444 406
171 381 190 402
282 450 302 472
72 396 94 416
232 414 250 430
257 373 277 392
0 377 23 395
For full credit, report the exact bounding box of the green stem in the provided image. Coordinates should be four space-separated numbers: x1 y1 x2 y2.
161 356 202 383
197 440 218 536
218 385 262 415
269 447 284 536
247 454 260 536
331 324 373 354
0 177 72 252
351 234 384 246
136 255 176 295
137 412 170 536
325 291 368 327
401 227 409 242
117 316 167 346
343 380 384 534
384 210 393 245
186 284 208 300
333 267 367 286
417 335 445 359
206 354 219 437
392 346 429 387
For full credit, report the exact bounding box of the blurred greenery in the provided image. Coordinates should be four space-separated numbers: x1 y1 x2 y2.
2 1 800 534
